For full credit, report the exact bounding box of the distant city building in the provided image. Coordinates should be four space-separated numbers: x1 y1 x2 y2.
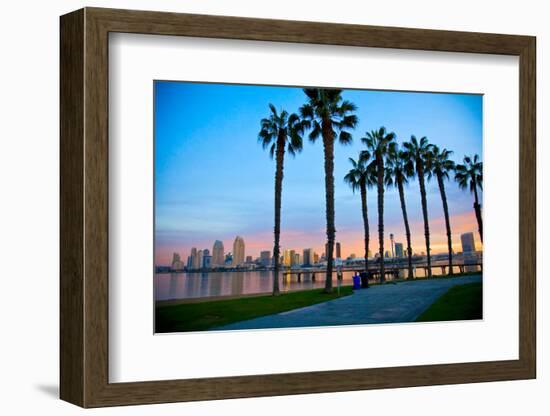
225 253 233 265
190 247 199 269
368 250 372 258
313 252 319 264
202 254 212 269
348 253 356 260
171 252 185 270
385 250 390 258
324 242 341 259
293 252 300 266
260 250 271 267
246 255 253 264
283 249 295 267
395 243 404 258
303 248 313 266
461 232 476 254
390 234 395 258
212 240 224 266
232 236 245 266
197 250 204 269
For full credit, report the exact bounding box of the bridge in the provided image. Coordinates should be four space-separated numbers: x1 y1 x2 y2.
282 262 483 281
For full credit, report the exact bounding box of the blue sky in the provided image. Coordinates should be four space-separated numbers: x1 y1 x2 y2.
154 81 482 265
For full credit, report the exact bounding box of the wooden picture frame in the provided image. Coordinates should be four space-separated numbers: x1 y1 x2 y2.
60 7 536 408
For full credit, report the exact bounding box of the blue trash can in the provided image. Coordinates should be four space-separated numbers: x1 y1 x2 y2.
352 274 361 290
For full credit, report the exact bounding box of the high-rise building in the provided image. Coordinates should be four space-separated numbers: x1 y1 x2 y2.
283 249 295 267
232 236 245 266
395 242 404 258
293 252 300 266
303 248 313 266
202 254 212 269
313 252 319 264
390 233 395 258
385 250 390 258
246 255 253 264
324 242 341 259
171 252 185 270
212 240 224 266
190 247 199 269
461 232 476 254
260 250 271 267
197 250 204 269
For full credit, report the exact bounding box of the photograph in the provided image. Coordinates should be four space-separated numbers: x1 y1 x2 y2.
153 81 484 333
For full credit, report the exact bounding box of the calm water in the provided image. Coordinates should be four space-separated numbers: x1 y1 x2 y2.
154 262 481 301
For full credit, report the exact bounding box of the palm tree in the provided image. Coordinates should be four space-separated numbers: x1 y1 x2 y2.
362 127 396 283
403 136 433 278
455 154 483 242
344 154 375 276
258 103 304 295
385 142 414 279
427 145 456 275
300 88 358 293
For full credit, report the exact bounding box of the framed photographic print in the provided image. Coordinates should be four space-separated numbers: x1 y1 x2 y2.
60 7 536 408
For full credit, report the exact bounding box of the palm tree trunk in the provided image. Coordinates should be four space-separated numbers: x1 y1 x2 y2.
417 164 432 278
397 179 413 279
272 138 285 295
360 182 369 274
322 123 335 293
437 173 453 275
473 181 483 242
377 155 385 283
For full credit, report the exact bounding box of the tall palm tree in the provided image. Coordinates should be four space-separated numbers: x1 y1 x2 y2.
455 154 483 242
385 142 414 279
403 136 434 278
344 154 375 276
427 145 456 275
362 127 396 283
300 88 358 293
258 103 304 295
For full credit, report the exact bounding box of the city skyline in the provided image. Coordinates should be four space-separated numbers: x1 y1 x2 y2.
163 230 481 268
154 81 482 266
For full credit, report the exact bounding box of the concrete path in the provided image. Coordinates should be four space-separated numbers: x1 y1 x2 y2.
214 274 482 331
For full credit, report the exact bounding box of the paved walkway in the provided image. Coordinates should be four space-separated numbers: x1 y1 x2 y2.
214 274 482 331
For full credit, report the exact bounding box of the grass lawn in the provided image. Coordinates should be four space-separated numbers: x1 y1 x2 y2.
415 282 483 322
156 286 353 333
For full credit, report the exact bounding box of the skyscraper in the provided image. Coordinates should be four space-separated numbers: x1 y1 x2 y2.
293 252 300 266
232 236 245 266
260 250 271 267
283 249 295 267
212 240 224 266
395 242 404 258
390 233 395 258
303 248 313 266
325 242 342 259
171 252 184 270
197 250 203 269
461 232 476 254
190 247 199 269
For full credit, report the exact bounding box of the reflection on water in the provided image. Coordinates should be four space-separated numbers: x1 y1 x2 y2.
155 263 482 301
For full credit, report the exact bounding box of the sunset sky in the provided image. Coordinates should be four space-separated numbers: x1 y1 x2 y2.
154 81 483 266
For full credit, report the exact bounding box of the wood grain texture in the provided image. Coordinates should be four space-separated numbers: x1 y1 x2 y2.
59 8 84 407
59 7 537 408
